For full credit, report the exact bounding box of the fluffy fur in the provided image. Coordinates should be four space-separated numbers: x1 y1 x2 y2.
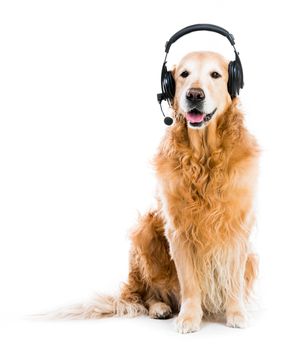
48 51 259 333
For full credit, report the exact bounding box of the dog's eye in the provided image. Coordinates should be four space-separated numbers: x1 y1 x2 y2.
180 71 189 78
210 71 221 79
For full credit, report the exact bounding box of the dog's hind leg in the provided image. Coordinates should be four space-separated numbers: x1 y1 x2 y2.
146 298 173 319
244 253 258 300
127 210 179 318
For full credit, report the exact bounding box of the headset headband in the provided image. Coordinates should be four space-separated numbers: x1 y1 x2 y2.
164 23 236 53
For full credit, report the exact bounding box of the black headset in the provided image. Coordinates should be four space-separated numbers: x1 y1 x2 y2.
157 24 244 126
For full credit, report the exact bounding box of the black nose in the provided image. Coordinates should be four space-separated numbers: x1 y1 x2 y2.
186 88 205 102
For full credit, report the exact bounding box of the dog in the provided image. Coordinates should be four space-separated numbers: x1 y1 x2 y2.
53 50 259 333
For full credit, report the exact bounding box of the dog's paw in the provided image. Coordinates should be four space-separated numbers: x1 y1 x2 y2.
226 312 248 329
149 302 172 319
175 315 201 334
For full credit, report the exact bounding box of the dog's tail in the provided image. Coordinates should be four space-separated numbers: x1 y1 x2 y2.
34 293 148 320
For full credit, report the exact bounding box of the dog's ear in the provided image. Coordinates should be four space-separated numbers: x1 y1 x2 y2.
169 65 176 103
171 65 176 79
170 65 178 111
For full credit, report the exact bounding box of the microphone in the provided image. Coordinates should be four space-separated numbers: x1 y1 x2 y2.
164 116 174 125
157 93 174 126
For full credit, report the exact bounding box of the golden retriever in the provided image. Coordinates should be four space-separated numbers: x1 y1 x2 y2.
55 51 259 333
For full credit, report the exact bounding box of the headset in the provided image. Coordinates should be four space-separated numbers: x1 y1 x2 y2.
157 24 244 126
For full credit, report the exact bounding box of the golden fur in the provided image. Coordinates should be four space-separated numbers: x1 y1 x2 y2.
51 52 259 333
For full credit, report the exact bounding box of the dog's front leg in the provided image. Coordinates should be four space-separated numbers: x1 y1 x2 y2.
226 253 248 328
168 231 203 333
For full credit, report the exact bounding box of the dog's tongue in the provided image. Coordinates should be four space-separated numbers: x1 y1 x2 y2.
186 112 205 123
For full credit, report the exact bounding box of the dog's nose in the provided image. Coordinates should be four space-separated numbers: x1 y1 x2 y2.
186 88 205 102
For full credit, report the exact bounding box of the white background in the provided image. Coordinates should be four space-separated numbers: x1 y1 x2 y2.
0 0 289 348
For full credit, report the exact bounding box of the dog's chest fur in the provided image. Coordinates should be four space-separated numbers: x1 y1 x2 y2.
155 112 258 237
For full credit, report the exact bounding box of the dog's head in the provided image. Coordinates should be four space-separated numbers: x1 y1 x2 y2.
173 51 232 128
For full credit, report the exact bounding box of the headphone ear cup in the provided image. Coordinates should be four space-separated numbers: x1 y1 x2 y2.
161 63 176 103
164 71 176 102
235 53 244 91
228 60 236 98
228 53 244 98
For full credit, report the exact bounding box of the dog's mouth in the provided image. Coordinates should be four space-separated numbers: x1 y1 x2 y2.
185 108 217 128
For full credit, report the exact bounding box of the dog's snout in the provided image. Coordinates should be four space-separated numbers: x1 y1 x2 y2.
186 88 205 103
